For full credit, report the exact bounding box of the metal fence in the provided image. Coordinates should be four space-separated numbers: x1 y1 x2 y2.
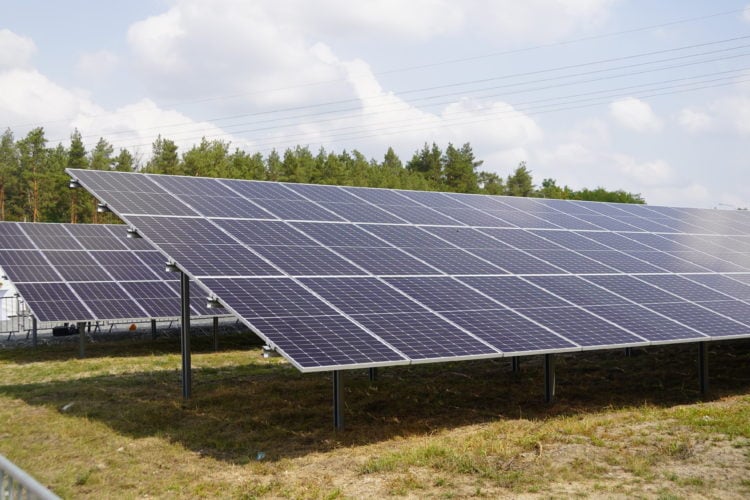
0 453 60 500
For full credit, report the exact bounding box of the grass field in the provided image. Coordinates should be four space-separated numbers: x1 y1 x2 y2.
1 329 749 498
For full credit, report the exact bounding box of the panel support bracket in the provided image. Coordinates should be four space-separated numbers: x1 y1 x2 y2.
544 353 556 404
368 367 377 382
699 342 709 396
31 317 37 348
511 356 520 374
213 316 219 352
151 319 157 340
77 322 86 359
333 370 344 431
180 272 192 400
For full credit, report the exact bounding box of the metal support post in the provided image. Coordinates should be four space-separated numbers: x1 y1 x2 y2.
213 316 219 352
31 317 37 348
368 367 377 382
180 272 192 400
625 347 633 357
699 342 709 396
151 319 157 340
511 356 520 373
333 370 344 430
78 322 86 359
544 353 556 404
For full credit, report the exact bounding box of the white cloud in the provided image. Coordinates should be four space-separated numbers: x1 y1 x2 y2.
76 50 119 80
678 108 713 133
127 1 350 107
744 4 750 23
609 97 663 132
470 0 615 43
0 69 99 138
72 99 240 159
611 154 673 187
0 29 36 69
715 95 750 136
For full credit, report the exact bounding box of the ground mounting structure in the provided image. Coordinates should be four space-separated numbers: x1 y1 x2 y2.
0 221 226 350
68 169 750 428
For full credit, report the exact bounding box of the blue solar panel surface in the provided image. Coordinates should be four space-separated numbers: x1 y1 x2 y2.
0 221 226 323
67 168 750 372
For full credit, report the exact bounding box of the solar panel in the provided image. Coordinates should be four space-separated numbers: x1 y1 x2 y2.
443 309 578 354
354 312 497 361
67 168 750 373
520 307 645 347
0 221 228 323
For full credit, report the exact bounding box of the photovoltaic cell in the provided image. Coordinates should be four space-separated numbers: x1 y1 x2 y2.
91 251 161 281
582 275 682 304
645 302 750 337
332 246 438 275
125 216 232 245
397 190 468 208
300 277 425 315
467 248 564 274
528 230 609 251
432 207 512 227
636 274 730 302
355 312 497 360
319 202 406 223
215 219 316 247
383 205 464 225
523 249 617 274
362 225 453 248
403 247 506 275
162 243 281 277
459 276 569 309
422 226 510 248
177 194 275 219
478 228 561 249
520 307 644 347
525 275 629 306
443 309 577 353
248 315 406 369
385 277 500 311
283 183 362 203
576 250 666 273
291 222 389 247
685 274 750 300
584 304 705 342
218 179 305 200
485 210 559 229
14 283 93 322
251 245 364 276
199 277 337 318
251 198 345 221
341 186 420 206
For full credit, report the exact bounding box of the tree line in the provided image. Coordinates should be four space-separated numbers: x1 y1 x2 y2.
0 127 644 224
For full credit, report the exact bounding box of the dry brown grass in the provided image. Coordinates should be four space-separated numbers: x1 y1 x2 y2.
0 331 749 498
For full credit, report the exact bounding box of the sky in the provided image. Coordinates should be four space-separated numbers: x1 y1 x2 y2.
1 0 750 209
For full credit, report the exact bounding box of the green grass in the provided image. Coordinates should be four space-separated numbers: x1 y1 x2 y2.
0 333 749 497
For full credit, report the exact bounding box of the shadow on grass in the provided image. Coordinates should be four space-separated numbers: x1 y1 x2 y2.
0 339 749 463
0 325 264 364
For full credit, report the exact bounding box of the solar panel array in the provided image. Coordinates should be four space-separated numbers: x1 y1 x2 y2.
67 168 750 372
0 222 222 323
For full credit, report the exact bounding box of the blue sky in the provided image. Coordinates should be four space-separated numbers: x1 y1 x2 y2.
1 0 750 208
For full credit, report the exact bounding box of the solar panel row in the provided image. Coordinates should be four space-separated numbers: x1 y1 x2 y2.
67 169 750 372
0 221 221 322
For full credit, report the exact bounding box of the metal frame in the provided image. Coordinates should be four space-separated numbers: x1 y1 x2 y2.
180 272 192 400
0 453 60 500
